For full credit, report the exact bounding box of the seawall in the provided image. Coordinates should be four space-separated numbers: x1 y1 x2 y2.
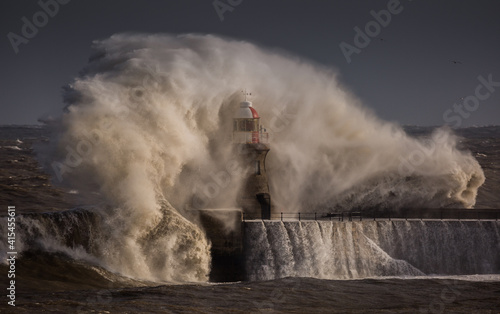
201 214 500 282
244 220 500 281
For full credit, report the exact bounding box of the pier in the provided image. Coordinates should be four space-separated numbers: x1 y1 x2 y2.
201 208 500 282
242 208 500 221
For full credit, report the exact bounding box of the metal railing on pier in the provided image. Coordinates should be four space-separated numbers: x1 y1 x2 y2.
242 209 500 222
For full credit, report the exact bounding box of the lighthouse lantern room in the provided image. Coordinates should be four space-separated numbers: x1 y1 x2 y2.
232 93 268 144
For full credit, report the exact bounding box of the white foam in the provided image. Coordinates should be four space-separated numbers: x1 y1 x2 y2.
34 33 486 282
245 220 500 280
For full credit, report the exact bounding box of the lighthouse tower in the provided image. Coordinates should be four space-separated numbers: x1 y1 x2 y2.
233 93 271 219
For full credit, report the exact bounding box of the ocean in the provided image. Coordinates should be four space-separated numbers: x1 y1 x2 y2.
1 125 499 313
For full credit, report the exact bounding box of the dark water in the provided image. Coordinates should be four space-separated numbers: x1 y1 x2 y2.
0 126 83 213
6 277 500 313
1 125 500 313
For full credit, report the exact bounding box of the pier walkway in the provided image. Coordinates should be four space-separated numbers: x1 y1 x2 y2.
242 208 500 222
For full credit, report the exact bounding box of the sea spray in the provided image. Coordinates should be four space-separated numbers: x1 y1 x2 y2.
31 33 485 281
0 203 211 282
47 33 485 213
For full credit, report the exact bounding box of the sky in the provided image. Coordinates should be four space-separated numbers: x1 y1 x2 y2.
0 0 499 126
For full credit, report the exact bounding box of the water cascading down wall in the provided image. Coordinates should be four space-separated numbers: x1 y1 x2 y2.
243 220 500 281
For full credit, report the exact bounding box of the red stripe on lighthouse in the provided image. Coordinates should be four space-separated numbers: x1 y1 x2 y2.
249 107 259 119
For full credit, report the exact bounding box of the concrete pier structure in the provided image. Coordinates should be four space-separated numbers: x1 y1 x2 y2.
199 208 244 281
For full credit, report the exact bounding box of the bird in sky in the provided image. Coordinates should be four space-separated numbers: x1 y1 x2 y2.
450 60 463 64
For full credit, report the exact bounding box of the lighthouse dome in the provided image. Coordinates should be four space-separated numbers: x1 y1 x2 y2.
235 101 259 119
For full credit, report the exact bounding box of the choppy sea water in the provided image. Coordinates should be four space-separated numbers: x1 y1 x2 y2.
8 277 500 313
1 125 500 313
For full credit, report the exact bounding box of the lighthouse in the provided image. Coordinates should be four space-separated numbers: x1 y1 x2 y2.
233 93 271 219
197 92 272 281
